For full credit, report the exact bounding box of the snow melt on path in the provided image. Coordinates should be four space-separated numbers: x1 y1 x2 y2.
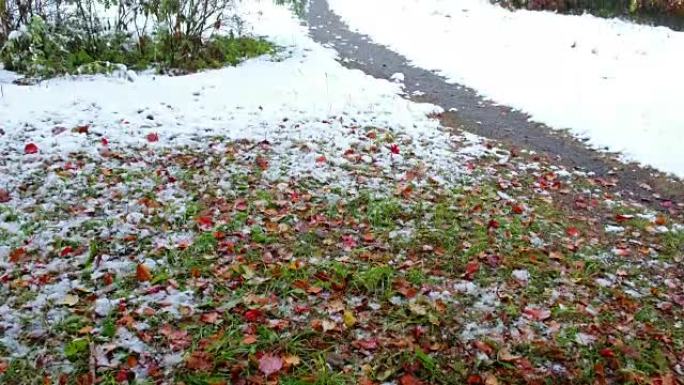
328 0 684 177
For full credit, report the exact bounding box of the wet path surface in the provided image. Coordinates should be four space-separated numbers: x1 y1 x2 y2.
305 0 683 206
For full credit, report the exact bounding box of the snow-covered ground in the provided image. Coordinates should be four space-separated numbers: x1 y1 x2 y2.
328 0 684 177
0 1 448 161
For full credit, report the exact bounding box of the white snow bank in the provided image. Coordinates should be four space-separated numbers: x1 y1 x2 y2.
328 0 684 177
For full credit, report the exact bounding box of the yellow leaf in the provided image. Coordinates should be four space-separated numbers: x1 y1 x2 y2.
343 310 357 328
59 294 79 306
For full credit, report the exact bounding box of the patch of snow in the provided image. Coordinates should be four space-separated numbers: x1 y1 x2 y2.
328 0 684 177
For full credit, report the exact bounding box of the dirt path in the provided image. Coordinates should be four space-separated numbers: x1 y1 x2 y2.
306 0 683 210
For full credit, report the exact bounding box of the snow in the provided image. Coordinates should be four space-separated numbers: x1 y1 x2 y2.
0 0 443 163
327 0 684 177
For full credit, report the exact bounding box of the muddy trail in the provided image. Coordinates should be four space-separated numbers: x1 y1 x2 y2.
305 0 683 211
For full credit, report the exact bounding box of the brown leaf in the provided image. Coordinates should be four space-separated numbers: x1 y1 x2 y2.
186 351 213 371
0 189 10 203
136 264 153 282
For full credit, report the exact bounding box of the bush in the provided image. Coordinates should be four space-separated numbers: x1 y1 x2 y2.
494 0 684 29
0 0 275 78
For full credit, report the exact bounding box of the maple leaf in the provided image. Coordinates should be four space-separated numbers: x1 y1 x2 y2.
101 138 109 146
146 133 159 142
390 144 400 155
136 264 153 282
258 354 282 377
0 189 10 203
24 143 39 154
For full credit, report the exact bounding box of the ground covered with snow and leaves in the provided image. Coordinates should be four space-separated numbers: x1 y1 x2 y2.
1 1 684 385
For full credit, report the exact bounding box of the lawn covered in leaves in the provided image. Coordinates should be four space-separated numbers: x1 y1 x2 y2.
0 121 683 385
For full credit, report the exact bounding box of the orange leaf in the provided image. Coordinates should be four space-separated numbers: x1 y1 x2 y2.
136 264 153 282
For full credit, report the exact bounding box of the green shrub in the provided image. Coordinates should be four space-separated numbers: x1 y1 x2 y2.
0 0 276 78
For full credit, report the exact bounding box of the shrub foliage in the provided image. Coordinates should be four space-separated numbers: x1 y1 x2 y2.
0 0 274 77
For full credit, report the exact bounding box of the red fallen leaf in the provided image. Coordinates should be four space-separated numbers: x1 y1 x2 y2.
352 338 379 350
342 235 357 248
523 306 551 321
24 143 39 154
196 216 213 230
566 227 580 237
399 374 423 385
316 155 327 163
256 155 269 170
200 312 220 324
9 247 26 262
487 219 500 229
599 348 614 358
511 204 524 215
186 351 213 371
115 369 129 382
465 261 479 280
101 138 109 146
60 246 74 257
234 199 248 211
390 144 400 155
136 264 153 282
258 354 283 377
294 305 309 314
0 189 11 203
146 133 159 142
466 374 482 385
103 273 114 286
244 309 263 322
74 125 89 134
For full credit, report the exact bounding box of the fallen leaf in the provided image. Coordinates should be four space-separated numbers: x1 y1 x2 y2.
186 351 213 371
24 143 39 154
242 335 257 345
566 227 580 238
146 133 159 142
258 354 282 377
0 189 10 203
399 374 423 385
59 294 79 306
343 310 357 328
523 306 551 321
136 264 153 282
283 354 301 367
200 312 220 324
